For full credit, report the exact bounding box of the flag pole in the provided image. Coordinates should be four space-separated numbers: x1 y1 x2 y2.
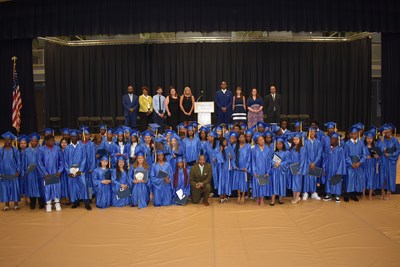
12 56 20 140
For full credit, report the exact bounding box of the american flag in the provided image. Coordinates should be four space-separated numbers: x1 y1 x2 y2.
12 58 22 132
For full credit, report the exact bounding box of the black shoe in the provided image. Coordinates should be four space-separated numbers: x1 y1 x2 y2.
335 196 341 202
278 200 284 205
269 203 275 206
85 205 92 211
344 197 349 202
351 195 359 202
71 202 80 209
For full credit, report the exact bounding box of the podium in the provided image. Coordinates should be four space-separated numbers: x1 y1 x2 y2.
194 102 214 125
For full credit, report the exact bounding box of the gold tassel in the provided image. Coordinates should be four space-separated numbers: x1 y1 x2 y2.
108 155 111 168
300 122 302 133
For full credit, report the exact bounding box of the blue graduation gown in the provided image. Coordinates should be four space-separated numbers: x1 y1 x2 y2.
64 142 89 202
128 166 151 208
150 162 174 206
344 140 368 193
98 140 119 168
323 145 346 195
218 146 235 196
60 149 69 199
289 147 306 193
362 145 379 190
166 146 185 173
215 89 233 124
21 147 41 198
205 140 222 189
18 149 25 196
251 145 273 198
377 137 400 191
183 137 201 172
135 143 154 167
37 145 64 201
172 167 191 202
270 150 289 196
301 138 322 193
232 143 251 192
83 141 97 191
0 147 20 202
92 167 112 208
111 169 130 207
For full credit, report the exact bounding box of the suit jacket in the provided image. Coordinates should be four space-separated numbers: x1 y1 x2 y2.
123 94 139 116
264 93 281 118
189 162 212 187
214 90 233 117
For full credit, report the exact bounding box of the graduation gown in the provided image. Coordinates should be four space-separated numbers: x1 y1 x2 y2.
344 140 368 193
166 146 185 173
232 143 251 192
270 150 289 196
301 138 322 193
362 145 379 190
150 162 174 206
21 147 41 198
251 145 273 198
172 167 191 203
98 141 119 168
217 146 235 196
18 149 25 196
183 137 201 172
377 137 400 191
288 147 306 193
128 166 151 209
323 145 346 195
64 142 89 202
82 141 97 191
0 147 21 202
92 167 112 208
135 143 154 167
60 149 69 199
37 145 64 201
205 140 222 189
111 169 130 207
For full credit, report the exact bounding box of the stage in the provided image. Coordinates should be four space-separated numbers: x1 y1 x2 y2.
1 195 399 267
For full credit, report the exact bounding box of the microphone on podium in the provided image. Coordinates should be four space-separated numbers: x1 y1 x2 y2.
196 90 204 102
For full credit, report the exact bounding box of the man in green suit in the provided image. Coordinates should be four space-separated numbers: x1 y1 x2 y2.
190 155 212 206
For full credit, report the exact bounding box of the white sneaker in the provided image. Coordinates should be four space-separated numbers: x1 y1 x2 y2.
302 193 308 200
46 204 52 212
311 192 321 200
55 203 61 211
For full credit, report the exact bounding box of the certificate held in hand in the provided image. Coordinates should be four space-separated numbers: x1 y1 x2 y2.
308 167 322 177
157 170 169 179
134 170 148 182
117 187 131 199
45 174 60 185
255 174 269 185
289 163 300 175
0 174 19 180
329 174 342 186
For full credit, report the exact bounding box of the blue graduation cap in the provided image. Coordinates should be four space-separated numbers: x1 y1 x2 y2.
135 150 145 157
378 124 390 134
245 129 253 136
191 122 199 128
176 156 184 163
177 123 186 131
106 128 114 134
60 128 70 135
352 122 365 130
275 135 287 143
123 126 131 133
18 134 29 143
387 123 396 131
99 155 109 161
214 125 222 131
141 130 153 138
252 132 263 142
263 130 274 137
308 126 318 131
294 121 302 128
199 126 209 133
240 123 247 130
1 131 16 140
154 135 167 144
69 129 79 137
164 129 174 136
99 124 107 131
130 130 139 137
229 131 238 139
291 132 303 139
256 121 269 129
186 124 195 131
331 132 342 139
271 125 281 134
115 128 124 135
29 132 41 140
156 149 166 155
363 130 375 139
42 128 53 135
349 126 361 133
149 123 161 129
170 133 180 141
115 154 128 162
209 131 218 138
324 122 336 130
80 126 90 135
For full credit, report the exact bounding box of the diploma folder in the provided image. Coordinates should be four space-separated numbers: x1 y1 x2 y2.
117 188 131 199
25 164 37 175
0 174 19 180
44 175 60 185
134 170 148 182
350 155 360 163
157 170 169 179
104 170 111 180
330 174 342 186
255 174 269 185
308 167 323 177
369 147 383 157
386 146 397 154
289 163 300 175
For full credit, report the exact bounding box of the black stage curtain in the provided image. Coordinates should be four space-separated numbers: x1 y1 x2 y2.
382 33 400 128
0 0 399 39
0 39 36 134
45 38 371 129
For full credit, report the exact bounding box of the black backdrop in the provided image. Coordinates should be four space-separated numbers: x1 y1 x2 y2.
45 38 371 129
0 39 36 134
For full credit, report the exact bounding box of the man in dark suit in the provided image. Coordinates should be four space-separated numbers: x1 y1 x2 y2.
215 81 233 125
190 155 212 206
123 85 139 128
264 85 281 123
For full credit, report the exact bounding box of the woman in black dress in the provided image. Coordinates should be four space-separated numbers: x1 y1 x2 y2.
165 86 180 130
179 86 195 124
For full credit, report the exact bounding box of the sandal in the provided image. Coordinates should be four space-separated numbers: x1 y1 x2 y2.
2 206 10 211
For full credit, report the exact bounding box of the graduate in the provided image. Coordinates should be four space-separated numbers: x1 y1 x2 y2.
80 126 96 199
115 128 126 155
37 135 64 212
124 132 138 166
251 132 273 206
377 124 400 200
245 129 253 145
99 124 107 141
343 126 368 202
199 126 209 156
270 136 290 206
150 150 174 207
59 137 70 204
17 134 28 199
92 155 113 208
280 119 291 135
64 130 91 210
135 130 155 167
0 132 21 211
98 128 119 167
288 132 306 204
321 122 337 185
172 156 190 205
166 134 185 173
111 155 131 207
205 131 222 191
232 133 251 204
362 130 379 200
128 151 151 209
60 128 71 143
302 127 323 201
217 137 235 203
310 121 325 141
322 132 346 202
22 133 44 209
264 130 275 150
183 124 201 173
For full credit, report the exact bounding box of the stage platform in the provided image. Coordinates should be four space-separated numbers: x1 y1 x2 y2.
0 195 399 267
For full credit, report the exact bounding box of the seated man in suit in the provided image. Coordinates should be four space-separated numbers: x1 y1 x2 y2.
190 155 212 206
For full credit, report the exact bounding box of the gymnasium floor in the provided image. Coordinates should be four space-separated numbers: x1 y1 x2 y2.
0 194 399 267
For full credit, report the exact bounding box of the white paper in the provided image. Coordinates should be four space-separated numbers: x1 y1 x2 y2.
135 172 144 181
69 167 79 176
176 189 185 200
273 154 282 163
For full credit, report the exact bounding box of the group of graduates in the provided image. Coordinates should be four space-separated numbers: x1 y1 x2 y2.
0 119 399 212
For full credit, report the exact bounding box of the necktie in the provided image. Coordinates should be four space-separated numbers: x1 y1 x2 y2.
272 94 275 101
159 95 161 112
